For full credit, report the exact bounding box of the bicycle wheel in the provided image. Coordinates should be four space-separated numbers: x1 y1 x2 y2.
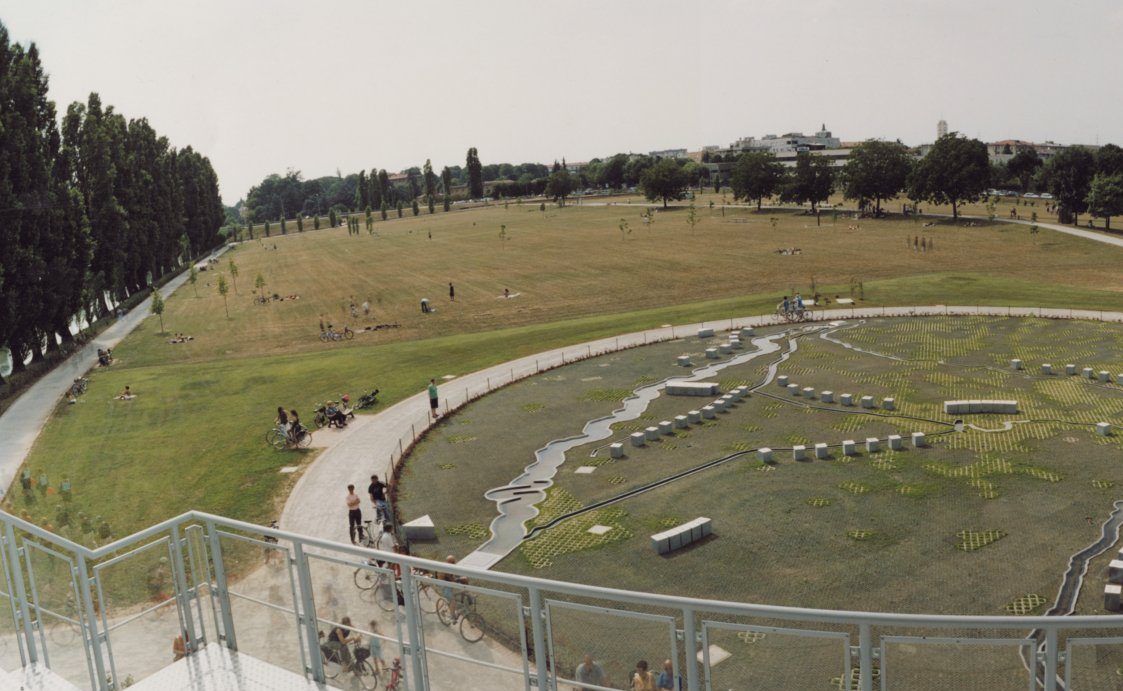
355 659 380 690
417 583 439 614
345 329 354 340
319 333 329 342
296 429 312 448
321 649 342 679
353 567 379 591
436 598 454 626
375 582 398 612
460 612 484 643
267 430 287 450
49 620 77 646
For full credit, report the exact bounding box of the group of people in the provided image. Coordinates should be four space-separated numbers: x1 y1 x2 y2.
166 333 194 344
321 617 390 675
779 293 807 314
908 235 935 251
96 348 114 367
275 407 307 444
346 475 391 545
575 655 679 691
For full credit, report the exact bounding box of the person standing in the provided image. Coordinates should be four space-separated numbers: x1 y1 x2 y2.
448 282 455 301
374 523 397 568
575 654 607 691
346 485 364 545
368 474 389 523
428 378 440 420
656 659 678 690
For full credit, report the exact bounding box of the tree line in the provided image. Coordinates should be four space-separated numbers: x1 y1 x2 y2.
0 21 224 382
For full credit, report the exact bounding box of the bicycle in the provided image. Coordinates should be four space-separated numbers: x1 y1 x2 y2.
319 326 354 342
266 424 312 450
777 307 812 323
69 377 89 396
319 637 378 690
382 657 404 690
48 595 81 646
435 590 484 642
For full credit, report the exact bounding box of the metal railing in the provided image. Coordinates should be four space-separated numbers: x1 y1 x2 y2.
0 509 1120 690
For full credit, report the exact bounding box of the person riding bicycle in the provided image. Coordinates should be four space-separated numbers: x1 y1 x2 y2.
781 296 790 314
288 409 305 443
439 555 470 619
322 616 360 666
795 293 805 311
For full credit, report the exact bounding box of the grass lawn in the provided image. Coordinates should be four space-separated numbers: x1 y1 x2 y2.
13 203 1123 553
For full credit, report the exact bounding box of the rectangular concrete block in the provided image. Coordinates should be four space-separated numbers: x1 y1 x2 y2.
1097 422 1112 436
687 410 702 424
720 394 735 407
403 515 437 541
610 443 625 458
677 355 691 367
911 432 927 447
820 391 834 403
667 382 720 396
815 443 830 459
788 384 801 396
1041 363 1053 375
1083 367 1095 379
711 398 726 411
860 395 875 409
739 327 755 338
698 328 714 338
730 338 744 350
841 393 854 406
1099 370 1111 382
631 432 646 447
719 342 733 354
888 434 903 450
882 397 895 410
1117 373 1123 386
730 387 747 400
1066 364 1077 375
1011 359 1023 370
865 437 880 453
705 348 719 359
1106 584 1122 612
777 375 789 387
702 406 716 419
793 445 807 461
674 415 689 429
757 448 773 462
802 387 815 398
645 426 660 441
659 421 674 435
651 535 670 554
842 440 856 456
1109 559 1123 584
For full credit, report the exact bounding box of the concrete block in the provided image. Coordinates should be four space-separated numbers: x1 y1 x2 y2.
739 327 755 339
403 515 436 541
815 443 830 459
911 432 926 447
697 328 714 338
1106 584 1122 612
730 338 744 350
677 356 691 367
792 445 807 461
667 382 720 396
650 534 670 554
702 406 716 419
777 375 789 388
674 415 689 429
841 393 854 406
1117 373 1123 386
865 437 880 453
1011 359 1023 370
802 387 815 398
720 394 735 407
1099 370 1111 383
645 426 660 441
1041 363 1053 375
1109 559 1123 584
631 432 646 447
842 440 856 456
1097 422 1112 437
1066 364 1077 375
730 387 747 400
888 434 903 450
610 443 625 458
687 410 701 424
788 384 801 396
705 348 719 359
882 397 895 410
757 448 773 462
820 391 834 403
699 518 712 537
711 398 726 412
719 342 733 355
860 395 875 409
659 421 674 435
1083 367 1095 379
668 531 683 551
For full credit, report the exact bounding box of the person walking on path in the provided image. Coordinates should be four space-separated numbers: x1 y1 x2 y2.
368 474 389 523
428 379 440 420
448 282 455 301
346 485 364 544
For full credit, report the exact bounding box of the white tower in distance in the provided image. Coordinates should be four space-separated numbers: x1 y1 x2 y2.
937 119 948 139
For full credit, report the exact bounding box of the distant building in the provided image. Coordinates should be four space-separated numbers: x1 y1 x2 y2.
565 161 587 174
987 139 1069 165
649 149 688 159
730 124 841 154
937 119 948 139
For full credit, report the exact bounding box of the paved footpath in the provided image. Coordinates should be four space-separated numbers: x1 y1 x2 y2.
0 247 228 495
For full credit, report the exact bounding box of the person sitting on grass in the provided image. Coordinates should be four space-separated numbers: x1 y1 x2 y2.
116 386 135 400
324 401 349 428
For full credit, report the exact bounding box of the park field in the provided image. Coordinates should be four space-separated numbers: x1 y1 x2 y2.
11 203 1123 548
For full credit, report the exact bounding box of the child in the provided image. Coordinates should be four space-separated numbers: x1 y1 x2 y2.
361 619 383 673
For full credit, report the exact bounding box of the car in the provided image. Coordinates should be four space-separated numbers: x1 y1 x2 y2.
1024 193 1040 199
1040 193 1054 199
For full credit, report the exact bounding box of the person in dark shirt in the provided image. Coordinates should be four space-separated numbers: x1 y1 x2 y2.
368 474 389 523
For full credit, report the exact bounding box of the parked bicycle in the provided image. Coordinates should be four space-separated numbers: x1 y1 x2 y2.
436 590 484 642
319 326 354 342
265 424 312 450
382 657 404 690
69 377 89 396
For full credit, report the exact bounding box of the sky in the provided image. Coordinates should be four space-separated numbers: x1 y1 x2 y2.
3 0 1121 205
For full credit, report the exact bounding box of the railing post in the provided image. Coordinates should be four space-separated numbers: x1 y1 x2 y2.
75 554 109 690
682 607 699 691
291 543 324 681
1043 627 1059 691
168 525 198 652
859 622 873 691
3 522 37 665
205 520 237 650
399 566 429 691
528 586 549 691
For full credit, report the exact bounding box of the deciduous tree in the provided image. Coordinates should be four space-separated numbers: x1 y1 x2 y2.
907 134 989 220
640 159 688 208
1086 173 1123 230
841 140 911 213
730 151 784 211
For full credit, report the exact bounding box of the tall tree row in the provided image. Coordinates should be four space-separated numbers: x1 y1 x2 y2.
0 20 223 380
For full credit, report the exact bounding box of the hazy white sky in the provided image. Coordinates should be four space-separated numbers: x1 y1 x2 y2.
3 0 1121 204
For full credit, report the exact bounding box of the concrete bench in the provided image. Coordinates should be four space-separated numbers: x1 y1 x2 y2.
888 434 903 450
777 375 789 388
1041 364 1053 375
676 356 691 367
1099 370 1111 383
702 406 716 419
1066 364 1077 375
651 517 712 554
705 348 719 359
841 393 854 406
739 327 755 339
842 440 856 456
719 342 733 354
1097 422 1112 436
667 382 720 396
674 415 688 429
882 397 895 410
687 410 702 424
631 433 646 447
802 387 815 398
943 400 1018 414
403 515 436 541
697 328 714 338
911 432 926 447
820 391 834 403
860 396 875 409
659 421 674 435
1083 367 1094 379
1011 359 1023 370
792 445 807 461
757 448 772 462
788 384 801 396
644 427 660 441
609 443 624 458
815 443 830 459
